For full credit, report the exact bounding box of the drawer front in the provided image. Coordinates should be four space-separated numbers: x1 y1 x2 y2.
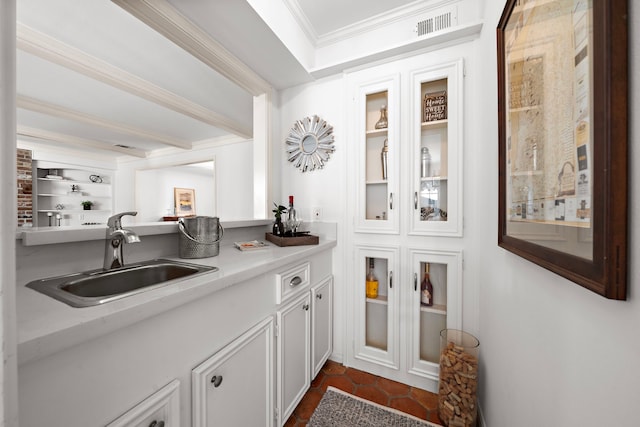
276 262 310 304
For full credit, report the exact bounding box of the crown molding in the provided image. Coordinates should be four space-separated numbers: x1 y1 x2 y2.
113 0 272 97
17 23 251 139
115 134 248 168
17 95 192 150
17 125 148 158
316 0 459 47
142 134 248 161
281 0 318 45
310 21 482 78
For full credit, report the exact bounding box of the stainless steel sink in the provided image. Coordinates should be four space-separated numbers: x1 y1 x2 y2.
26 259 217 308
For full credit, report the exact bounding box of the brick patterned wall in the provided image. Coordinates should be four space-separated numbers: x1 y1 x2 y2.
17 148 33 226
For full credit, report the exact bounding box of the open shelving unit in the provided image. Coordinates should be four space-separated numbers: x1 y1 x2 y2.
32 161 114 227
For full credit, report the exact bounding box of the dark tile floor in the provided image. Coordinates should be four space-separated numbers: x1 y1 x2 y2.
284 360 442 426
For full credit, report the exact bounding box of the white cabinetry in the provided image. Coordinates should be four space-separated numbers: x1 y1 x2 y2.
18 243 334 427
32 160 113 227
311 277 333 378
406 249 462 382
353 246 400 370
192 317 274 427
107 380 180 427
276 265 333 425
352 246 462 391
346 56 465 393
409 61 464 236
277 292 311 423
353 74 401 234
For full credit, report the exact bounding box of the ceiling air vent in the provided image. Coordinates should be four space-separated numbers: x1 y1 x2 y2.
416 6 457 37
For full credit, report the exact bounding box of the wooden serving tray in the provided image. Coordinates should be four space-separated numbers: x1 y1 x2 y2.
265 233 319 247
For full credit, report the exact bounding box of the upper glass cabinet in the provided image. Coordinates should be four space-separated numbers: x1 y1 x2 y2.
410 60 463 237
354 74 401 234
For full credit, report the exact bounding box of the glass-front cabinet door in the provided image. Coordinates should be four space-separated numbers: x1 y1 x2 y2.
354 75 400 234
354 245 400 369
410 60 464 236
407 249 462 381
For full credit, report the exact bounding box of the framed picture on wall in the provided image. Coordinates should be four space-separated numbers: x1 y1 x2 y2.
174 187 196 217
497 0 628 299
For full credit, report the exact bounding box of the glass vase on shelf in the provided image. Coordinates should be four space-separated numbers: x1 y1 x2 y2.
375 105 388 129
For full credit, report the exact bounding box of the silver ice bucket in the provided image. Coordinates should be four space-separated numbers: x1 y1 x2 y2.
178 216 224 259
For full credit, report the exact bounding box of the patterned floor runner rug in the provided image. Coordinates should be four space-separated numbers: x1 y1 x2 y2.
308 386 442 427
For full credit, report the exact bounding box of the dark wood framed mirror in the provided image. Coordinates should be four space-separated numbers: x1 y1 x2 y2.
497 0 628 299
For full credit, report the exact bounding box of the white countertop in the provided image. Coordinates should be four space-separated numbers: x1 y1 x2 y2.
17 237 336 366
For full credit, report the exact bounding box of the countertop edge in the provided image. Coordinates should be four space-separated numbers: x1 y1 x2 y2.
17 219 273 246
17 238 336 366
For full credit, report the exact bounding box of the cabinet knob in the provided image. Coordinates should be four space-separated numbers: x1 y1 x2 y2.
303 304 310 311
389 271 393 289
211 375 223 388
316 293 322 300
149 421 165 427
414 273 418 291
389 192 394 210
289 276 302 287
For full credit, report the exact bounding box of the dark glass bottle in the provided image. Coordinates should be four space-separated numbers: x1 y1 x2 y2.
420 263 434 306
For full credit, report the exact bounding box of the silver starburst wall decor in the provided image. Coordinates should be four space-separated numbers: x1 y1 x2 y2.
285 115 335 172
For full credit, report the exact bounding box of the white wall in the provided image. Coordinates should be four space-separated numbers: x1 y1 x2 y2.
277 74 347 360
0 2 18 425
473 2 639 426
278 2 639 425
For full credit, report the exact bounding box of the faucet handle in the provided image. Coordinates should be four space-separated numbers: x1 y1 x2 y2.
107 211 138 229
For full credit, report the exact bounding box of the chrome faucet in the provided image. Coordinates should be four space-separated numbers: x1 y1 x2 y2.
104 211 140 270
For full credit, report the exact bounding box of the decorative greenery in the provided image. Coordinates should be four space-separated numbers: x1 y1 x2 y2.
272 203 287 221
81 200 94 208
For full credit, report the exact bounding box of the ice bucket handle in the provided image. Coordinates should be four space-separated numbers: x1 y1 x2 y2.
178 218 224 245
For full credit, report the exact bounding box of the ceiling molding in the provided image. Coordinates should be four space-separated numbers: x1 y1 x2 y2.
316 0 459 47
16 23 251 139
113 0 272 97
310 21 483 78
17 125 148 158
17 95 192 150
116 134 247 168
281 0 318 45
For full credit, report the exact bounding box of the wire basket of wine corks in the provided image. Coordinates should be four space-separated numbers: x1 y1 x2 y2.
438 329 479 427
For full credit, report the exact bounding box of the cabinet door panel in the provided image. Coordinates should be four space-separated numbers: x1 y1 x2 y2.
192 318 274 427
353 246 400 370
350 74 401 234
407 249 462 380
277 293 311 424
409 60 464 236
311 277 333 378
107 380 180 427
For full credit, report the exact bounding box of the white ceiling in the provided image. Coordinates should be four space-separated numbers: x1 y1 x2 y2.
15 0 433 161
296 0 419 36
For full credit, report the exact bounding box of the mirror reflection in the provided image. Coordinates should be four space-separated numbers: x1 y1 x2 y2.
301 135 318 154
135 161 215 223
15 0 271 230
